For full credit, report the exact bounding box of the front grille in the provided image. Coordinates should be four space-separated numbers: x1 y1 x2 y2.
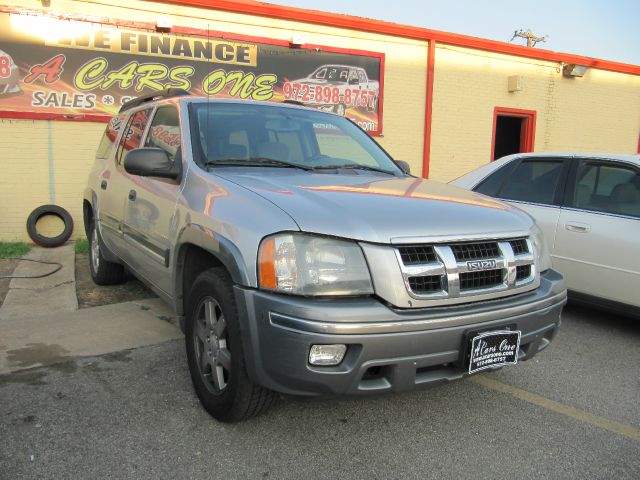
516 265 531 280
509 239 529 255
398 246 436 265
408 275 442 294
395 236 535 302
459 269 504 290
451 242 499 260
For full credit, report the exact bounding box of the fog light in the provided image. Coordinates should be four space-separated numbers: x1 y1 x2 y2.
309 344 346 366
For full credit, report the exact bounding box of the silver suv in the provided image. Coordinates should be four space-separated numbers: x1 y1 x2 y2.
84 89 566 422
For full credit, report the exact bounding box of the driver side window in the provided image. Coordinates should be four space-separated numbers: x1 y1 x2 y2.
145 106 182 162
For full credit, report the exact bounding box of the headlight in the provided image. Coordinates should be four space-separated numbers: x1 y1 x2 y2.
258 233 373 295
530 224 551 272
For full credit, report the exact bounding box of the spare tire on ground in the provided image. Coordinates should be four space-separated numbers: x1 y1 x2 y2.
26 204 74 248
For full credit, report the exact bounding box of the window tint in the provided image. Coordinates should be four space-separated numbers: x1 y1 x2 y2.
96 114 126 159
190 103 399 172
314 123 376 166
116 108 153 164
145 106 181 161
497 159 564 205
573 161 640 218
474 162 516 196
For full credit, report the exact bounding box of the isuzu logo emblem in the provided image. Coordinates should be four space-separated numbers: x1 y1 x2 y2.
467 259 497 271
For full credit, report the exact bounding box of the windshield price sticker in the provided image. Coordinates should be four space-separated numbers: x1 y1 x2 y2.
469 330 521 374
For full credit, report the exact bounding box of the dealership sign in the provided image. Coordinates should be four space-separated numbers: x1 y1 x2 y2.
0 13 384 133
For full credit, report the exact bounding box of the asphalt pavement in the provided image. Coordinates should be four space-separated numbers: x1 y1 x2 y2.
1 304 639 479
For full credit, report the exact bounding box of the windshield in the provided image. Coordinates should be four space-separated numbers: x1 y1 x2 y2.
189 102 401 174
310 66 350 81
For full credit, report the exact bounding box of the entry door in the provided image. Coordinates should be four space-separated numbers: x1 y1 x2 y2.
491 107 536 161
553 160 640 305
97 112 142 257
122 105 182 296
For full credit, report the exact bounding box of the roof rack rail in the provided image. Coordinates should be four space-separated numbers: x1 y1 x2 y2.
119 88 190 113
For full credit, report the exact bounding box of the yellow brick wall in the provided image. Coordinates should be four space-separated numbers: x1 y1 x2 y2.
430 45 640 182
1 0 429 241
0 119 104 240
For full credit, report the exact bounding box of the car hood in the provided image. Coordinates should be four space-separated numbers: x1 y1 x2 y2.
214 169 534 243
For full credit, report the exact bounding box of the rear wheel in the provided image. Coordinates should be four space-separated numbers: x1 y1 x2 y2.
89 221 124 285
185 267 276 422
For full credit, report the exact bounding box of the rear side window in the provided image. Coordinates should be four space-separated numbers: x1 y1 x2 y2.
116 108 153 164
496 159 565 205
145 106 181 161
572 161 640 218
96 114 126 159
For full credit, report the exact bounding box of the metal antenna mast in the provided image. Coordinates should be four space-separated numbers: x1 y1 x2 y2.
510 29 548 47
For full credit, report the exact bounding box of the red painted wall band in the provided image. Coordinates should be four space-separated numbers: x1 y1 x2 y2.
422 41 435 179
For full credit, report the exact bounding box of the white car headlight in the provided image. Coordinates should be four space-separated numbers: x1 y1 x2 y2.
258 233 373 295
530 224 551 272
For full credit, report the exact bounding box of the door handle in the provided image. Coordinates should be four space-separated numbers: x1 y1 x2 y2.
128 189 137 201
565 222 591 233
101 180 108 190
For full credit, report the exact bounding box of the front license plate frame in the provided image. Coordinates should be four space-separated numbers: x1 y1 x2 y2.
468 330 521 374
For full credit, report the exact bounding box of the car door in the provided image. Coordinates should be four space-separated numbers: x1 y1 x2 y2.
96 112 138 258
475 157 570 253
121 104 183 295
553 159 640 306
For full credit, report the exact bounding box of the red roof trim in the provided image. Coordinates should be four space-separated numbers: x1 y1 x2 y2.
152 0 640 76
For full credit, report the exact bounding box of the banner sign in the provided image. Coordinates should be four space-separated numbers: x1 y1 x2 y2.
0 13 384 133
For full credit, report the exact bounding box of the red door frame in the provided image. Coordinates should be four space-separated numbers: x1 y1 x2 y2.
491 107 537 161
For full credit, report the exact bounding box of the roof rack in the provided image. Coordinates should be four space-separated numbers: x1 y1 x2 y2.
119 88 190 113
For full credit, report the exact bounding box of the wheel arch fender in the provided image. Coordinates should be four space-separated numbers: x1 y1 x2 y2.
173 224 250 317
83 187 97 238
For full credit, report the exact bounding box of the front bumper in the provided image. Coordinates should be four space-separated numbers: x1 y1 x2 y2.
234 269 566 396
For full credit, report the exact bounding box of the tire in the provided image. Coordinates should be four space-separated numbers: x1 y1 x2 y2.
88 220 125 285
26 204 74 248
185 267 276 422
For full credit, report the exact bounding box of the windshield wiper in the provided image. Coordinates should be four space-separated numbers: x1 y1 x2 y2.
205 157 313 171
312 164 397 175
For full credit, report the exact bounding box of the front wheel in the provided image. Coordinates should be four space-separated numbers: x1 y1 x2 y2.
185 267 276 422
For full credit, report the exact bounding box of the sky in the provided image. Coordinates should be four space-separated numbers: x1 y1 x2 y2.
271 0 640 66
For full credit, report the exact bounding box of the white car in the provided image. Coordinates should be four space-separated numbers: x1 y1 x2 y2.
451 152 640 317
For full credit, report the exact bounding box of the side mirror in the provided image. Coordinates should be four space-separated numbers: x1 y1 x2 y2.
395 160 411 175
124 148 181 181
348 78 359 85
